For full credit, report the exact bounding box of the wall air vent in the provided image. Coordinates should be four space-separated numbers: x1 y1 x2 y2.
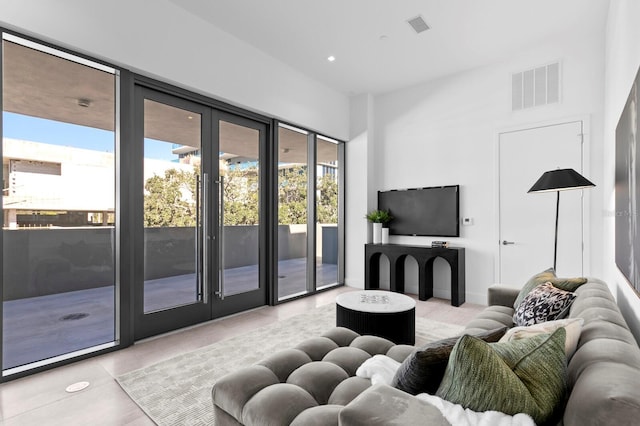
512 62 560 111
407 15 430 34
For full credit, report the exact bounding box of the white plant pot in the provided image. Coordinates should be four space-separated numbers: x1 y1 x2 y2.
372 223 382 244
381 227 389 244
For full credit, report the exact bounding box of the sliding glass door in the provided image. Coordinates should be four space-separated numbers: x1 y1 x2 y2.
2 34 118 375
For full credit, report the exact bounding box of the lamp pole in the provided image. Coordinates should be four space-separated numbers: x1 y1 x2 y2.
553 191 559 270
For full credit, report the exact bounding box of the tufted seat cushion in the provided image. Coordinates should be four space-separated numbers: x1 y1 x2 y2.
212 327 405 426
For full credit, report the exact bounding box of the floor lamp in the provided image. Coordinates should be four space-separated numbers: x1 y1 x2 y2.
528 168 595 271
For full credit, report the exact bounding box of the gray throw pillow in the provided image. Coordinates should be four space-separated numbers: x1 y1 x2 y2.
391 327 507 395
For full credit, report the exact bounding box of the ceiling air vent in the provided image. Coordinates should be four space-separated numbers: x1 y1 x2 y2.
407 15 430 34
512 62 560 111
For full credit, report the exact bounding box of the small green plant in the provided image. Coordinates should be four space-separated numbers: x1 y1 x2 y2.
365 209 393 224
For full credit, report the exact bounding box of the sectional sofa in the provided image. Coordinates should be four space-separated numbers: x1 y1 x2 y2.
212 277 640 425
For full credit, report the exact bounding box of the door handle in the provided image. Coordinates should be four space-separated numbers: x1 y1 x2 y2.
502 240 515 245
215 175 225 301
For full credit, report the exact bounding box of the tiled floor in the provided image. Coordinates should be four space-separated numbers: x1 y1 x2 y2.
0 287 484 425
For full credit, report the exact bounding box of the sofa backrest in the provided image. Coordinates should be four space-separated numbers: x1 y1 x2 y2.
563 278 640 426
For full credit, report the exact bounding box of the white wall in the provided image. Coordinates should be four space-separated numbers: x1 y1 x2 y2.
0 0 349 140
346 28 606 304
604 0 640 342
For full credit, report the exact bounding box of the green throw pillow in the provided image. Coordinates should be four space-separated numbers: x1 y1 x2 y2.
513 268 587 309
391 327 507 395
436 328 567 425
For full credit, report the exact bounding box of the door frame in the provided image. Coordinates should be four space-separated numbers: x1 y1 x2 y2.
494 115 592 283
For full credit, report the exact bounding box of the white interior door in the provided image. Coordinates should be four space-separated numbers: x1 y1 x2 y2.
498 120 585 284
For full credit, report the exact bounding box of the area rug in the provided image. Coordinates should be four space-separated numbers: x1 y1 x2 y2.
117 303 464 425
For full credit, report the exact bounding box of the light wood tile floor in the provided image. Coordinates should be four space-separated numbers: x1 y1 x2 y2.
0 287 484 425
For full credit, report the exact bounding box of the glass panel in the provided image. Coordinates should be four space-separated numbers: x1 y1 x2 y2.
277 126 308 299
2 39 116 370
219 121 260 296
316 137 339 289
143 99 201 312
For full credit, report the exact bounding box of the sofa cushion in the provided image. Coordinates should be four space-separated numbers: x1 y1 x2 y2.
287 361 349 405
513 268 586 309
340 384 451 426
290 404 342 426
513 282 576 326
391 327 507 395
436 328 567 425
242 383 318 426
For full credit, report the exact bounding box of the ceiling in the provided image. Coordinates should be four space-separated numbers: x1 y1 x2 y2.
2 39 337 164
169 0 610 95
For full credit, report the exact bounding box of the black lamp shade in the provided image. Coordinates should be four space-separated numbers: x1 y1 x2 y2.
528 168 595 193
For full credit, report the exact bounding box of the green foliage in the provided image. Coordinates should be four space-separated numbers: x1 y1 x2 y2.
143 163 339 227
144 167 198 227
317 172 338 224
278 165 307 225
223 166 259 225
365 209 393 224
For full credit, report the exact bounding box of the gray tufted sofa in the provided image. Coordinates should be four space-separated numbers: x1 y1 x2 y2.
212 278 640 425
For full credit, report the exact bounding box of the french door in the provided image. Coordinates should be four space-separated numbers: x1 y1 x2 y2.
134 87 267 339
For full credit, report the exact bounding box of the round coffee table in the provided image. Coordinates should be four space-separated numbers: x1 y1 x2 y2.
336 290 416 345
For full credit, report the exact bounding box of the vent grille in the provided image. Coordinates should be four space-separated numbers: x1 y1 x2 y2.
407 15 430 34
512 62 560 111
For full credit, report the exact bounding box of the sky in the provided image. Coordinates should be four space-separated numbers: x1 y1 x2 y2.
3 112 177 161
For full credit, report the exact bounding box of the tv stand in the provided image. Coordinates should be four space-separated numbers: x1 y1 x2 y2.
364 243 465 306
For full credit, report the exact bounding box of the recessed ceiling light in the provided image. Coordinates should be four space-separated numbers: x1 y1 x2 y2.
327 56 336 62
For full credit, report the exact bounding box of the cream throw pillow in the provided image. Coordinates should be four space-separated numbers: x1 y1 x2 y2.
499 317 584 358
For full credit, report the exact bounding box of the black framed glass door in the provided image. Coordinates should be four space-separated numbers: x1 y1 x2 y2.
133 87 267 339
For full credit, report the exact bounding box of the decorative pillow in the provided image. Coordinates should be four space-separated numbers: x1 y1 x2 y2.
513 282 577 327
513 268 587 310
499 317 584 358
436 328 567 425
391 327 507 395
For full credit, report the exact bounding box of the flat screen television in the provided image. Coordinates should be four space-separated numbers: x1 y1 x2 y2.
377 185 460 237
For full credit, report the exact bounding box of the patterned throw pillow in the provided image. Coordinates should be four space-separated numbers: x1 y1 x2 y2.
391 327 507 395
436 328 567 425
513 268 587 310
513 282 577 327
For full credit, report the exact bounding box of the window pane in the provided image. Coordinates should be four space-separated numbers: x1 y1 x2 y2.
142 99 202 312
277 126 308 299
316 137 339 289
220 120 260 296
2 39 116 371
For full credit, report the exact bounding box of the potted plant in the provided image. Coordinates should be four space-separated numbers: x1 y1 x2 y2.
366 209 393 244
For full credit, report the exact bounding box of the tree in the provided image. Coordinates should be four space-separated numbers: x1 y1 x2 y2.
143 163 338 227
278 165 307 225
317 172 338 224
144 168 198 227
223 166 259 225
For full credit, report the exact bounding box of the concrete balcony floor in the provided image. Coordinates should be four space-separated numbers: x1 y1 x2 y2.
2 258 338 370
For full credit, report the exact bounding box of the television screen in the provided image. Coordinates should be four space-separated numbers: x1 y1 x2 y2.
378 185 460 237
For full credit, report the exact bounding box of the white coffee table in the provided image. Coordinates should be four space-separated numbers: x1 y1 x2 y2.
335 290 416 345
